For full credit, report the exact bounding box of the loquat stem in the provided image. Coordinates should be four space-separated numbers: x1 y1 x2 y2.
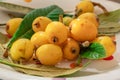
64 11 73 14
3 49 9 58
73 9 82 18
59 14 63 23
0 44 8 58
0 23 6 26
92 1 109 15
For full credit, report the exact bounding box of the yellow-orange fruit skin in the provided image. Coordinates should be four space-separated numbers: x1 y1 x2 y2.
70 19 98 42
36 44 63 66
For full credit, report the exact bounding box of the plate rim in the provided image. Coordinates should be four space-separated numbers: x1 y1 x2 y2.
0 0 120 80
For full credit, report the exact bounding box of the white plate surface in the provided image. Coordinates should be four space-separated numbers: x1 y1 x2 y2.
0 0 120 80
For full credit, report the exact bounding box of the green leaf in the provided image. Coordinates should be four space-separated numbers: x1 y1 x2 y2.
0 58 90 77
98 9 120 24
98 9 120 35
81 42 106 59
7 5 64 48
0 2 34 15
0 59 82 77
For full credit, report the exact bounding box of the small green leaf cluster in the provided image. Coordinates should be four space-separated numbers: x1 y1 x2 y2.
80 42 106 59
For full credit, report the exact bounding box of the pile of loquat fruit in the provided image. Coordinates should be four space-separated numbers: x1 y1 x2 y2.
6 0 116 66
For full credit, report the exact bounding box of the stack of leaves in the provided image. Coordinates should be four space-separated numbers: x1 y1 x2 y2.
98 9 120 36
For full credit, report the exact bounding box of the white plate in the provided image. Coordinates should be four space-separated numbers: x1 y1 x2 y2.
0 0 120 80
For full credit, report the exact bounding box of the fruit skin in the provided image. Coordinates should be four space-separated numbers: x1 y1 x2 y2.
70 19 98 42
45 21 68 45
32 16 52 32
63 17 73 26
63 38 80 60
6 18 23 36
24 0 32 3
10 38 34 61
30 31 48 48
78 12 99 27
75 0 94 16
94 36 116 58
36 44 63 66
